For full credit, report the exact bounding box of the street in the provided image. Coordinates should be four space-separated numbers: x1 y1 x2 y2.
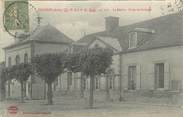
1 93 183 117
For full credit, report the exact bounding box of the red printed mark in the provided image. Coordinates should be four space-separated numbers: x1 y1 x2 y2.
7 106 18 114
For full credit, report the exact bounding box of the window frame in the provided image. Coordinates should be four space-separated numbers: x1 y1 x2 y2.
15 55 20 65
154 63 165 89
128 65 137 90
129 32 137 49
24 53 28 63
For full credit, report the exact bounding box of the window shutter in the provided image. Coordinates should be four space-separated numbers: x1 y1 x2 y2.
164 62 170 90
136 65 141 90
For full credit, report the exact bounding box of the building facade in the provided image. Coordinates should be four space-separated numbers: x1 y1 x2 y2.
122 46 183 91
75 13 183 92
4 24 73 99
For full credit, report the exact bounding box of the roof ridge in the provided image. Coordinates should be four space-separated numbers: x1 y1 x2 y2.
116 13 180 30
79 13 180 40
77 12 183 53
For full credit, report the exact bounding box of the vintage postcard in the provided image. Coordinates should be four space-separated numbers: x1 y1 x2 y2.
1 0 183 117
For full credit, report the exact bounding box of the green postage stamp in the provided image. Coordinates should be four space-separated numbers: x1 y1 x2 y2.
4 1 29 31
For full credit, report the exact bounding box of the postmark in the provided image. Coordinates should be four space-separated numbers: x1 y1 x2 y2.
175 0 183 14
160 0 183 16
3 1 40 39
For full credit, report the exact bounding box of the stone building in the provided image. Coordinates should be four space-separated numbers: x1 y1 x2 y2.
72 13 183 92
56 36 122 92
3 24 73 99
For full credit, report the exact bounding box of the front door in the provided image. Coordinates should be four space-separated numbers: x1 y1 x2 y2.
128 66 136 90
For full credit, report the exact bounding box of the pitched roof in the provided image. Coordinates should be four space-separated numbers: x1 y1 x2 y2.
4 24 73 49
78 13 183 53
96 36 122 52
29 24 73 43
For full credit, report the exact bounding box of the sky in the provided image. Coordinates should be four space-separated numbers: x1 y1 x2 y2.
0 0 177 62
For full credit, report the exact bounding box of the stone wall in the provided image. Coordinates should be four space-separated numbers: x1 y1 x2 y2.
121 46 183 90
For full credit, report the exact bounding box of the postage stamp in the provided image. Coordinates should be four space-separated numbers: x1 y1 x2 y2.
1 0 183 117
3 1 39 38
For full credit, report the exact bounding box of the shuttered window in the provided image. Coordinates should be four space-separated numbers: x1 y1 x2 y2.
128 66 137 90
155 63 164 88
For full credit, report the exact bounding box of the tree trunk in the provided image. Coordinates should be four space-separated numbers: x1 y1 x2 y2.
67 72 70 91
89 74 94 108
30 76 33 99
80 73 84 98
23 81 26 98
20 81 24 103
47 82 53 105
119 54 125 101
8 80 11 97
44 81 47 100
106 75 110 101
1 86 6 101
0 80 6 101
59 75 62 90
53 81 56 91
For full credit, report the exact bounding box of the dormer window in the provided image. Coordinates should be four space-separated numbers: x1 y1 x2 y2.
129 32 137 49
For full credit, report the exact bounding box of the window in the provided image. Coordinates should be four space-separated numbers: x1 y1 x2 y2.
155 63 164 88
8 57 12 67
83 78 86 90
109 78 113 89
128 66 136 90
67 72 72 86
24 53 28 63
15 55 20 65
96 78 100 89
129 32 137 49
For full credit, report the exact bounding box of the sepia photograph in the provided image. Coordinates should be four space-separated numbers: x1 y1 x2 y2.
0 0 183 117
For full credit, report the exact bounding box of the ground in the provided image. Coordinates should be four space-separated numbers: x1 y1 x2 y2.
1 90 183 117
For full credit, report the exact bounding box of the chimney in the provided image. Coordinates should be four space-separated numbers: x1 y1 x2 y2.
105 16 119 32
